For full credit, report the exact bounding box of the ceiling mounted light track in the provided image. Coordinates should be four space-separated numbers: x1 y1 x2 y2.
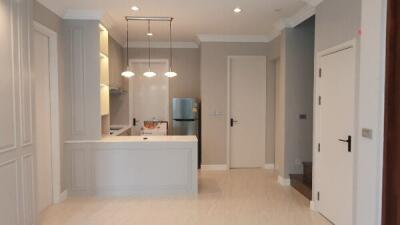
122 16 178 78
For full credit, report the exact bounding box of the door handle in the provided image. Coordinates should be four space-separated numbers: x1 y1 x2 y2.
133 118 140 126
338 135 352 152
230 118 238 127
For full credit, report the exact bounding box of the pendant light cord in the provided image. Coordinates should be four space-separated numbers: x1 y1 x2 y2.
169 20 173 71
126 18 129 67
148 20 151 71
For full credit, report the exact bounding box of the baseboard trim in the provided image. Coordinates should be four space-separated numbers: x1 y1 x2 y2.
57 190 68 203
264 164 275 170
278 176 291 186
201 164 229 171
310 201 316 211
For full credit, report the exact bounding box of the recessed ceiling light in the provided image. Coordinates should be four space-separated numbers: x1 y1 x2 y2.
131 6 139 11
146 32 153 36
233 7 242 13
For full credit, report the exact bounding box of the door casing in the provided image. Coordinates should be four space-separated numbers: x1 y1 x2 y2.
33 22 62 204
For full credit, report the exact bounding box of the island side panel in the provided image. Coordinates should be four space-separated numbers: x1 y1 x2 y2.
64 140 198 197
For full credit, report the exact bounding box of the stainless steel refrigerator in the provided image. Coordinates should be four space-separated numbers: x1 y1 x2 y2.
172 98 201 168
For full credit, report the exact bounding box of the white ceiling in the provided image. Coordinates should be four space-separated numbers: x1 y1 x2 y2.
37 0 316 44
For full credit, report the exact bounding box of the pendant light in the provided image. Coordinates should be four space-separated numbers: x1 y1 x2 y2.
143 20 157 78
165 19 177 78
121 18 135 78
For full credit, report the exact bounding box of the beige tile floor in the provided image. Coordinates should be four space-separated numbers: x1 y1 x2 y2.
40 169 331 225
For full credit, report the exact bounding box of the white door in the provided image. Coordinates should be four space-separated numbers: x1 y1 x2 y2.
33 30 53 212
229 56 267 168
129 61 169 135
317 45 356 225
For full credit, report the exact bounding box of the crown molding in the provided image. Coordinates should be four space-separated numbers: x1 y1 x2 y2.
126 41 199 49
302 0 324 7
196 34 271 43
285 4 316 28
63 9 104 20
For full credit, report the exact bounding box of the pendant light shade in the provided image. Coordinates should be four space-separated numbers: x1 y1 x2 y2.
165 19 177 78
143 20 157 77
121 69 135 78
143 71 157 78
121 18 135 78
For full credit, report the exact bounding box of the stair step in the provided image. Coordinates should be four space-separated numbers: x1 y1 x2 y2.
302 162 312 183
290 174 312 200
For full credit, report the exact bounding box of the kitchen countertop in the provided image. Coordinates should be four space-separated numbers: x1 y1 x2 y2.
64 135 198 144
109 125 131 136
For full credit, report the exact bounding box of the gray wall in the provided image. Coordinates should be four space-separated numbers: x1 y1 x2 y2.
266 36 281 165
281 17 315 177
200 42 270 165
33 1 67 191
315 0 361 52
127 48 201 131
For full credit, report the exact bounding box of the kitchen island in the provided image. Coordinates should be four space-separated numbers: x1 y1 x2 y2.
63 136 198 197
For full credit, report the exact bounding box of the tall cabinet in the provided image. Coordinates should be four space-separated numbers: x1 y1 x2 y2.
99 24 110 135
63 20 110 140
0 0 37 224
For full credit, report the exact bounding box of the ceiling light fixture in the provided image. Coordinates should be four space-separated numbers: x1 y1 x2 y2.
164 19 177 78
131 6 139 11
143 20 157 78
121 18 135 78
233 7 242 13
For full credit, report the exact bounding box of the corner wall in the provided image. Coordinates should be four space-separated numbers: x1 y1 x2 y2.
281 17 315 178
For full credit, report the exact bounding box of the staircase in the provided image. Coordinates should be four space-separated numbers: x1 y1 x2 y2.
290 162 312 200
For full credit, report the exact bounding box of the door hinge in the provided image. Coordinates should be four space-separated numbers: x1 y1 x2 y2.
317 192 320 201
318 143 321 152
319 68 322 78
318 96 322 105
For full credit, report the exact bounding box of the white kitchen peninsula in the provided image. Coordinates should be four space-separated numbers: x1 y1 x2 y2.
64 136 198 197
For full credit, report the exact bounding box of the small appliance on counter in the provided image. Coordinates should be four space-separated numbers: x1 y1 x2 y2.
172 98 201 168
141 121 168 136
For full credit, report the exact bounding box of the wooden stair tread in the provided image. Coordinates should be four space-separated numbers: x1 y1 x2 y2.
290 174 312 200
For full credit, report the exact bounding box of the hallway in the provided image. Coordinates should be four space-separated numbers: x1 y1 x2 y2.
40 169 330 225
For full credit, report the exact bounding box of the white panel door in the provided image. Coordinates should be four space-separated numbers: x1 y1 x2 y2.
129 61 169 135
229 56 267 168
33 30 53 212
0 0 36 225
317 46 356 225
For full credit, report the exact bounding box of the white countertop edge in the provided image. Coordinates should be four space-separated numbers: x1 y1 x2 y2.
64 135 198 144
109 125 132 136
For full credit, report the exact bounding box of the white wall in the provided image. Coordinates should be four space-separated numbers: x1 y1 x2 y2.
315 0 361 51
355 0 386 224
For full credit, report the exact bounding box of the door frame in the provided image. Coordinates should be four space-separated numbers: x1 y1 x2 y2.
33 22 63 204
128 58 170 128
226 55 267 169
313 39 359 217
